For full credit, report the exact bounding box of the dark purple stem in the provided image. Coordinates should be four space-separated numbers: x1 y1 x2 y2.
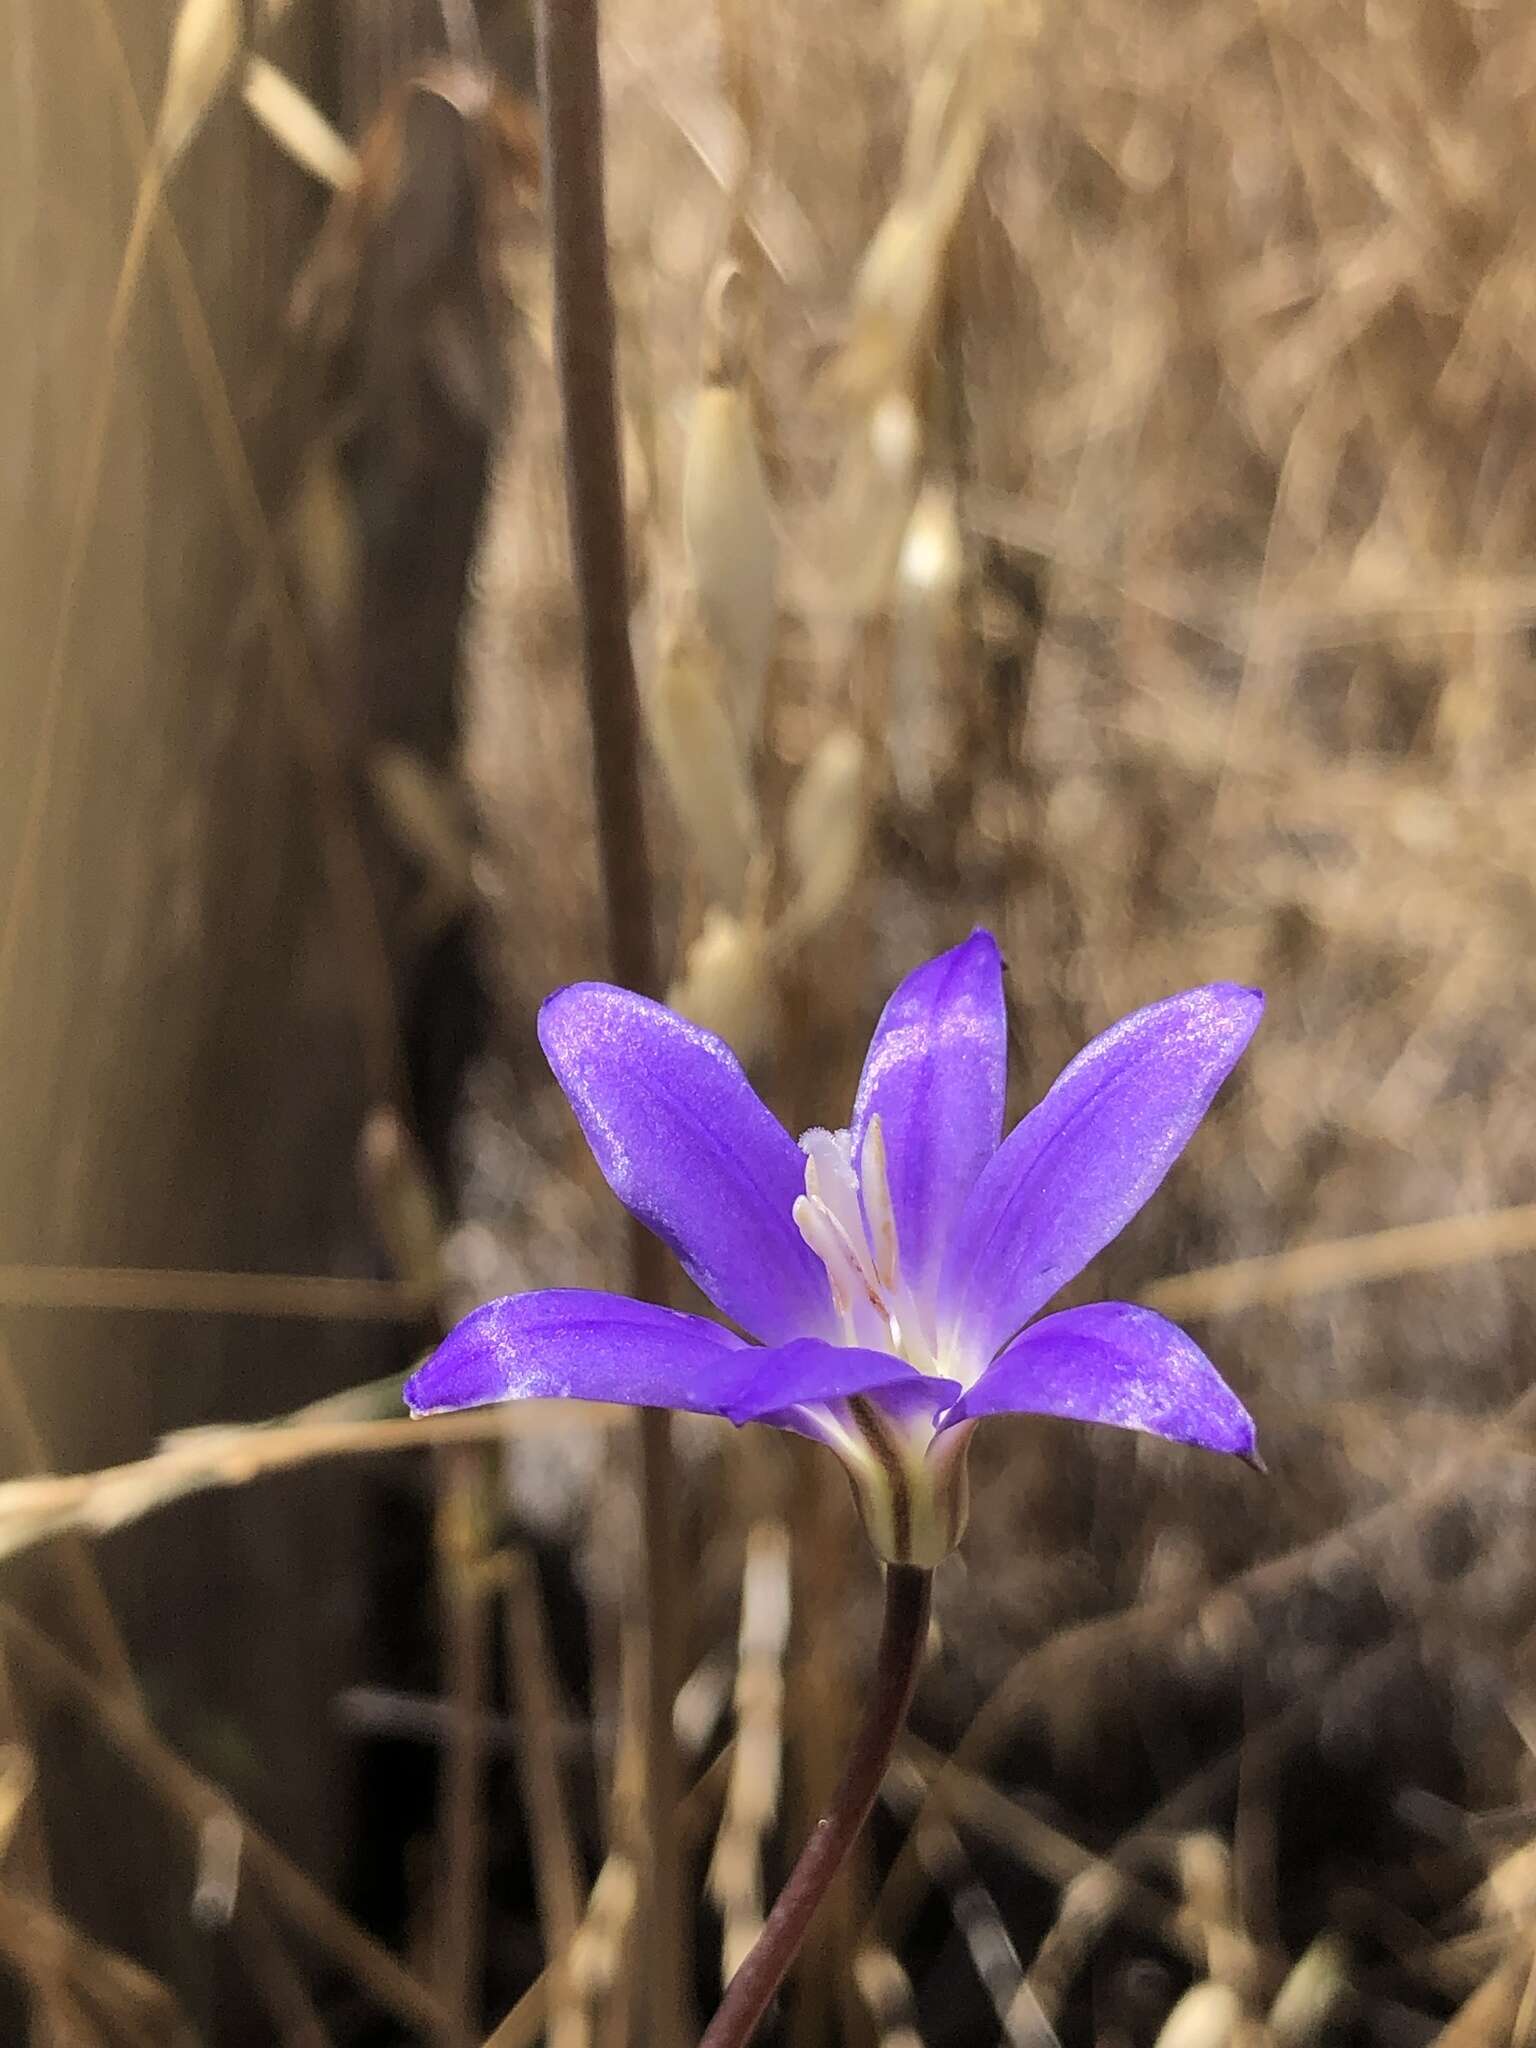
533 4 686 2043
699 1565 934 2048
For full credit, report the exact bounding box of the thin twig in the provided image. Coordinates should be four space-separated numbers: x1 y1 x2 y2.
434 1448 495 2042
499 1553 587 2048
533 1 685 2039
0 1402 620 1565
1143 1201 1536 1318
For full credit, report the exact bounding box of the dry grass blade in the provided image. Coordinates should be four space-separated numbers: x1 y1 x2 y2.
151 0 240 171
707 1522 791 1984
0 1351 332 2044
79 0 405 1105
1144 1203 1536 1318
0 1263 426 1321
500 1552 587 2048
0 1383 617 1565
242 56 359 190
853 1943 926 2048
0 1885 203 2048
480 1741 735 2048
886 1755 1056 2048
433 1448 496 2043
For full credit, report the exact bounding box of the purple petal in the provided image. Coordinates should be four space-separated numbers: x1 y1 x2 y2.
939 984 1263 1367
723 1339 961 1427
404 1289 750 1416
849 931 1006 1313
943 1301 1255 1457
539 984 835 1345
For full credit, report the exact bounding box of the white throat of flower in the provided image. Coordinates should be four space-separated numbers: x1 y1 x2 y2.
789 1118 972 1567
792 1117 941 1373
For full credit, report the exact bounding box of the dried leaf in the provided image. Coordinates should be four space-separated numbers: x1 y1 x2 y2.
152 0 241 170
242 57 359 191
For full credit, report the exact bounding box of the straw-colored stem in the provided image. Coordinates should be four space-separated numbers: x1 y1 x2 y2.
532 2 685 2040
699 1565 933 2048
434 1447 494 2042
499 1554 586 2048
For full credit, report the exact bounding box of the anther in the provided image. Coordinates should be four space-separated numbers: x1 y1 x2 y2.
859 1116 901 1293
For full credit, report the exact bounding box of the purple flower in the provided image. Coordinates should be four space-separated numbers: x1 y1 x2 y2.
406 934 1263 1563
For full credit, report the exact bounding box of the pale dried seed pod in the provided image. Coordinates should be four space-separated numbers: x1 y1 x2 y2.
1268 1935 1354 2047
833 36 991 404
567 1854 639 1998
819 393 923 628
891 482 964 806
1154 1982 1243 2048
153 0 242 170
682 266 779 746
682 381 779 741
667 911 776 1065
242 58 359 191
775 728 867 948
646 624 761 908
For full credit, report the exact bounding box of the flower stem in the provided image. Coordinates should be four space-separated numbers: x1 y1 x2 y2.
699 1564 933 2048
533 3 687 2042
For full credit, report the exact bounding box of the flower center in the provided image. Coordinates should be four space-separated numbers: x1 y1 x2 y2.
792 1118 940 1372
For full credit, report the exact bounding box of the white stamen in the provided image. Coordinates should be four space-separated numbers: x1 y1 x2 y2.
858 1116 900 1292
800 1128 865 1250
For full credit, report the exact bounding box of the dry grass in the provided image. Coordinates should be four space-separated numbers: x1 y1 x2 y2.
10 0 1536 2042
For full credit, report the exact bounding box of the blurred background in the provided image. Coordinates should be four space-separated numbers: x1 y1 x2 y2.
5 0 1536 2042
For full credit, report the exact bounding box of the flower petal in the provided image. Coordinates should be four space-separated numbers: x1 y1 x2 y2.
939 984 1262 1367
943 1301 1256 1457
723 1339 961 1427
849 930 1006 1313
404 1289 751 1416
539 984 835 1344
